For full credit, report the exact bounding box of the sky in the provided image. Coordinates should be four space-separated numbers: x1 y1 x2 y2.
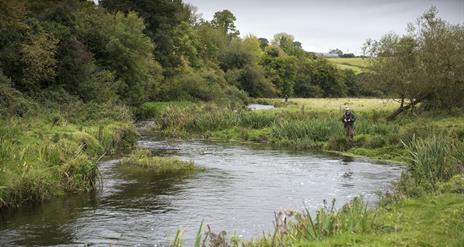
184 0 464 55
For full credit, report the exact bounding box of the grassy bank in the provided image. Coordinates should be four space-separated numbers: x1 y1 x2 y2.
139 98 464 246
0 104 139 209
140 98 464 163
170 131 464 246
120 149 200 176
176 193 463 247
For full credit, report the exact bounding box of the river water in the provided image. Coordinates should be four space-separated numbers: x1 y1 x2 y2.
0 139 403 246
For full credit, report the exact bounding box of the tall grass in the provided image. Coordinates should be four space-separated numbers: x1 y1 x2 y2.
288 198 375 242
170 197 376 247
271 118 342 142
400 134 464 193
120 149 199 176
0 117 138 209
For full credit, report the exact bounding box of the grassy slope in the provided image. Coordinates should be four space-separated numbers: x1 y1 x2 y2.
327 58 371 74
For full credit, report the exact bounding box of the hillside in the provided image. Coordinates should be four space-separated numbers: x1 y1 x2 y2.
327 57 371 74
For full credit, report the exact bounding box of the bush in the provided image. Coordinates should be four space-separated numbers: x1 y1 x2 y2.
0 73 36 117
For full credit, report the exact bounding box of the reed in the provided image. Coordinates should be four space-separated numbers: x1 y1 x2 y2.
401 134 464 192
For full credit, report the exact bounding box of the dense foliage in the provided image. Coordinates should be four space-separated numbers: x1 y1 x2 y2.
363 7 464 111
0 0 369 113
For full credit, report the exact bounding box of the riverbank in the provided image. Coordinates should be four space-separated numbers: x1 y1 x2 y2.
242 193 464 246
140 98 464 164
0 114 138 208
136 99 464 246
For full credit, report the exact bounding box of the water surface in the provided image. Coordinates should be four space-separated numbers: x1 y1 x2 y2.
0 140 403 246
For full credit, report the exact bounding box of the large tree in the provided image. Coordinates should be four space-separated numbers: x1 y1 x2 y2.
364 7 464 114
211 9 240 39
101 0 194 69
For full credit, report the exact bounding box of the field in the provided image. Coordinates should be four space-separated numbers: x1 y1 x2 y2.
263 98 399 112
327 57 371 74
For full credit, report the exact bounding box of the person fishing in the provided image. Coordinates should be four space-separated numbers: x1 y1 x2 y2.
342 107 356 141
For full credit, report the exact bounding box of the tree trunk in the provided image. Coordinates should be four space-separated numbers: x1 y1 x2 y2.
386 97 424 121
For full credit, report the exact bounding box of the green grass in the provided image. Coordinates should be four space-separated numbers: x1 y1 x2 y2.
150 98 464 164
120 149 200 176
167 116 464 246
285 193 464 247
0 116 138 208
327 58 371 74
172 193 464 247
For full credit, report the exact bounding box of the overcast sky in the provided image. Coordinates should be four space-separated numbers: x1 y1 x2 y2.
184 0 464 55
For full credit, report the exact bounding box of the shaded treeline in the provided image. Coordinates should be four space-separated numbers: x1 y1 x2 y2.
0 0 373 116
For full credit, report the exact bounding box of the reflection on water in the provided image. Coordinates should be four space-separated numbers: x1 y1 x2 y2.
0 140 403 246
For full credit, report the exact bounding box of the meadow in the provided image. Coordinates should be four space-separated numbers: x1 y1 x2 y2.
327 57 371 74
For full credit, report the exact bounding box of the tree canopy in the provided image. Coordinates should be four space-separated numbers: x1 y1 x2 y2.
0 0 405 110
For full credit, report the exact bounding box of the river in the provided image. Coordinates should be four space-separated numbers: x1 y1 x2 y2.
0 139 403 246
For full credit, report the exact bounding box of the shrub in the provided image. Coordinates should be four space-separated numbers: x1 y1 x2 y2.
0 74 36 117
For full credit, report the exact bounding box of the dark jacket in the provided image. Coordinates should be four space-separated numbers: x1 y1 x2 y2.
342 111 356 128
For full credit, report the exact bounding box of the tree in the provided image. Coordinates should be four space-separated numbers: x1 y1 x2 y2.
311 59 347 97
364 7 464 115
258 38 269 50
261 45 297 96
329 48 343 57
75 8 162 105
20 32 59 90
211 9 240 39
219 39 275 97
0 0 28 84
272 33 305 58
101 0 194 69
293 58 323 97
